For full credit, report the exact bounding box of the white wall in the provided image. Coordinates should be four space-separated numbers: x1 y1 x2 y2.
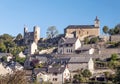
37 73 49 82
75 39 81 50
88 58 94 73
63 67 70 82
30 42 37 54
89 48 94 54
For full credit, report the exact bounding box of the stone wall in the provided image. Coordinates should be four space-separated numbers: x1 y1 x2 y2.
65 28 99 40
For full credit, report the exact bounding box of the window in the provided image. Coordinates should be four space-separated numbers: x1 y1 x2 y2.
67 49 68 53
66 44 69 47
69 49 70 53
87 31 89 34
53 73 58 76
53 78 57 81
60 49 62 53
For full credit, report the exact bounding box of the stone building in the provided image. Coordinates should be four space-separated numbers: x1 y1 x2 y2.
58 37 81 54
68 57 94 73
34 66 70 84
64 16 100 41
24 25 40 45
109 35 120 42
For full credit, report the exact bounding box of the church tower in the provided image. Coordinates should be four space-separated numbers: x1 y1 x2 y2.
94 16 100 28
33 26 40 44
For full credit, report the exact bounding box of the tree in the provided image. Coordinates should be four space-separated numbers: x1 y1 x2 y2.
46 26 58 39
0 34 13 41
0 71 27 84
1 56 7 62
108 29 115 35
103 26 109 34
84 37 89 44
114 68 120 83
89 37 99 44
73 74 85 83
111 53 118 61
15 56 26 65
15 33 23 41
114 26 120 34
81 69 92 78
0 41 6 52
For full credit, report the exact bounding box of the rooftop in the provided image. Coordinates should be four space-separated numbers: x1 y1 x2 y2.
69 56 91 63
65 25 95 29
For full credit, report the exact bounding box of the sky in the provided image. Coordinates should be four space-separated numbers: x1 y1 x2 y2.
0 0 120 37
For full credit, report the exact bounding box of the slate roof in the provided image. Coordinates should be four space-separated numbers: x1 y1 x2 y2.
69 57 91 63
0 53 12 58
64 38 78 44
34 66 66 74
65 25 95 29
34 68 47 75
48 58 70 65
6 61 23 70
35 56 48 62
48 66 65 74
76 45 91 51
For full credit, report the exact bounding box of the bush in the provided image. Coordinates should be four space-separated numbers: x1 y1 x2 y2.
0 71 27 84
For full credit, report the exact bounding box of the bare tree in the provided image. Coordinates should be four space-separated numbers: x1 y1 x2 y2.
46 26 58 39
0 71 27 84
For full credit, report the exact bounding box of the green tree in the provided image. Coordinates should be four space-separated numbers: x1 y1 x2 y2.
46 26 58 39
1 56 7 62
15 33 23 41
89 37 99 44
111 53 118 61
82 69 92 78
0 41 6 52
84 37 89 44
114 26 120 34
108 29 115 35
114 68 120 83
73 74 85 83
15 56 26 65
0 34 13 41
103 26 109 34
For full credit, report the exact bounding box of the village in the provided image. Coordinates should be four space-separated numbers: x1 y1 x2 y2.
0 17 120 84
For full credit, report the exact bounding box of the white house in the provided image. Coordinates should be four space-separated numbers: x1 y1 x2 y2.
34 68 49 82
58 37 81 54
28 42 37 55
34 66 70 84
18 52 26 58
0 63 10 75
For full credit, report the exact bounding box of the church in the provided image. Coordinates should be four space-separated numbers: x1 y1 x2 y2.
64 16 100 41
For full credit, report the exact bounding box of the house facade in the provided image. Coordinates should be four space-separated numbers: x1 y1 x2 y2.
64 16 100 41
58 38 81 54
34 66 70 84
68 57 94 73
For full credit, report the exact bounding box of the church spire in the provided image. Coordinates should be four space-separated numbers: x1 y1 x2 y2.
95 16 99 21
94 16 100 27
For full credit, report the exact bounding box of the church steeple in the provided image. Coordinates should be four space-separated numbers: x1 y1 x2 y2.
94 16 100 27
